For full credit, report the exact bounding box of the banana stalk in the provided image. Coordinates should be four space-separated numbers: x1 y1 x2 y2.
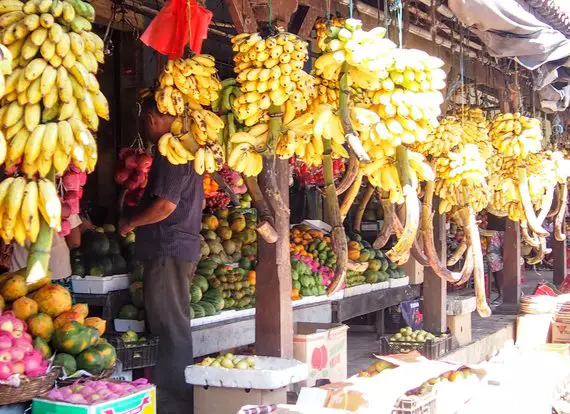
486 206 508 218
244 176 277 243
447 242 467 267
336 152 359 195
517 167 549 237
26 169 54 285
421 181 467 282
547 184 562 219
386 146 419 265
352 183 374 230
392 213 429 266
520 220 540 248
340 171 363 221
459 207 492 317
555 182 567 242
323 123 348 296
339 63 369 164
373 194 394 249
526 236 547 265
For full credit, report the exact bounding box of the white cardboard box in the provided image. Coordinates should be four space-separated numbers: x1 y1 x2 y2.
71 274 130 294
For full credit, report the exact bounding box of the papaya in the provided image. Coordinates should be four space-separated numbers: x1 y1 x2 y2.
34 284 72 318
75 347 105 374
1 275 28 301
53 353 77 376
86 326 101 347
202 215 219 230
54 311 85 330
27 313 55 342
71 303 89 318
13 296 38 321
26 272 51 293
84 317 106 336
33 337 52 359
51 321 91 355
91 342 117 370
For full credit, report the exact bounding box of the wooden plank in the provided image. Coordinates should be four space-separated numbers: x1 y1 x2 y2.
297 7 321 40
502 219 521 305
255 159 293 358
330 285 421 322
423 199 447 334
552 211 567 286
224 0 258 33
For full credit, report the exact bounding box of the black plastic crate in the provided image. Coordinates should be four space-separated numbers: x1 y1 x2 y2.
106 335 159 370
380 334 454 359
74 290 131 324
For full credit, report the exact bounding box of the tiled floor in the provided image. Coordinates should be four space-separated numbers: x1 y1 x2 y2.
346 268 551 376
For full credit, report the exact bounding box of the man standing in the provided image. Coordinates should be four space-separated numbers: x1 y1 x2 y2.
120 99 203 413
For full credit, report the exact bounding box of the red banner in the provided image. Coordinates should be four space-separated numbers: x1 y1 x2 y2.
140 0 212 58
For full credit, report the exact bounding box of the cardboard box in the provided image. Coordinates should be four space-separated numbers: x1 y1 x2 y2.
195 385 286 414
293 323 349 387
551 321 570 343
516 314 552 345
32 386 156 414
447 313 472 346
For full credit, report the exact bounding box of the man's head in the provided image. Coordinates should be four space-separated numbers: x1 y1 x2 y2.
141 98 175 143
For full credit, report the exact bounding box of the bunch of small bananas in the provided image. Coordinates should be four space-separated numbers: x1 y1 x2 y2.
0 0 107 178
0 42 13 96
413 116 462 156
155 55 221 115
313 18 395 81
158 109 225 174
456 116 492 161
311 73 369 110
0 176 60 245
231 30 312 125
3 118 96 176
434 144 490 214
227 138 264 177
489 112 542 158
362 150 434 204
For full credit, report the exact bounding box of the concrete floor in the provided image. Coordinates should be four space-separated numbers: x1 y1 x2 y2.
346 268 553 376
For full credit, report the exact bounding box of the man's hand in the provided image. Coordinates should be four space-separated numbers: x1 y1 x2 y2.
119 218 135 236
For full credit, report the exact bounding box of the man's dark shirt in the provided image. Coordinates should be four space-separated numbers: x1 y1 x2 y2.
135 153 204 263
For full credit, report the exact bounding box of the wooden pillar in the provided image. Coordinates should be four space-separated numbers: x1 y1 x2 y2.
501 220 521 307
553 209 567 286
423 199 447 334
255 159 293 358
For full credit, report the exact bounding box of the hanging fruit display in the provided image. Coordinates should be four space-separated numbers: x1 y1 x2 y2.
114 146 153 207
59 163 86 235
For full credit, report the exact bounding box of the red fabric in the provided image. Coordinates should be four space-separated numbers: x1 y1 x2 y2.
140 0 212 58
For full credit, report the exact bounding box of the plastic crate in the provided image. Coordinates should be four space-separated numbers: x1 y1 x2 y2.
380 334 454 359
106 335 159 370
71 274 129 294
74 290 131 323
393 389 436 414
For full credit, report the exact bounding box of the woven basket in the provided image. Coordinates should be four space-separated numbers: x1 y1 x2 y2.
56 369 114 387
0 367 61 405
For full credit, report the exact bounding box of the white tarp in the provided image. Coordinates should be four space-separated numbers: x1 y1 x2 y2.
448 0 570 112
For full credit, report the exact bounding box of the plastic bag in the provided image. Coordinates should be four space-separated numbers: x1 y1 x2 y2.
140 0 212 58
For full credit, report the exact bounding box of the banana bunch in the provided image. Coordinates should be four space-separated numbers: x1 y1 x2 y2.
231 30 313 125
187 109 224 147
227 139 263 177
0 42 13 96
155 55 221 115
2 117 96 176
0 175 60 245
489 112 542 158
313 18 395 81
314 16 346 51
311 73 369 110
413 116 462 156
456 106 489 129
434 144 490 214
361 149 434 204
458 118 492 161
158 130 225 174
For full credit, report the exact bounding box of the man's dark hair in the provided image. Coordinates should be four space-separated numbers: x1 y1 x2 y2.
140 97 160 118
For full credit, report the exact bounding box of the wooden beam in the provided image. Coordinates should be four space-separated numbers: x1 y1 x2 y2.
225 0 258 33
502 220 521 305
255 158 293 358
297 7 321 40
552 210 567 286
423 198 447 335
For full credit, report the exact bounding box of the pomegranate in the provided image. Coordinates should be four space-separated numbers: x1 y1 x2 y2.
136 153 153 170
114 168 130 185
124 154 138 170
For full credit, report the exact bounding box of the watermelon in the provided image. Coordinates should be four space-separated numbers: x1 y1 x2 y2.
191 303 205 318
193 275 209 293
202 289 224 311
199 301 216 317
190 285 202 304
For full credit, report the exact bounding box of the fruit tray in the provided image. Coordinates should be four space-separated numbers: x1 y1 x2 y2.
71 274 130 294
185 356 308 389
380 334 454 360
106 335 159 371
393 388 437 414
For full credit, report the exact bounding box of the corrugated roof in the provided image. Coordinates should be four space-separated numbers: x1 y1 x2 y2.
526 0 570 37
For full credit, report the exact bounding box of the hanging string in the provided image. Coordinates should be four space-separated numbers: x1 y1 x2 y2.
326 0 331 20
268 0 273 24
349 0 353 18
459 24 465 125
187 0 193 53
396 3 402 48
384 0 389 29
377 0 381 25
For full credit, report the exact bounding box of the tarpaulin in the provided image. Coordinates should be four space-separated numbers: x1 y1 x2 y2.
140 0 212 59
449 0 570 112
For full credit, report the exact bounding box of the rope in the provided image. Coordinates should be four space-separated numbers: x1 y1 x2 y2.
349 0 353 18
268 0 272 24
459 24 465 125
187 0 192 51
396 2 402 48
384 0 389 29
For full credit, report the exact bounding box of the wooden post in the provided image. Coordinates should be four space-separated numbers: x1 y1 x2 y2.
500 219 521 310
553 209 567 286
255 158 293 358
423 198 447 334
